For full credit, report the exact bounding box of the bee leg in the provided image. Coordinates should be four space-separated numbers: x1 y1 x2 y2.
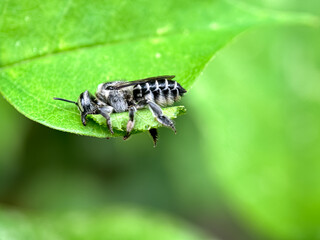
147 101 176 133
149 128 158 147
81 113 87 126
99 106 114 135
124 106 137 140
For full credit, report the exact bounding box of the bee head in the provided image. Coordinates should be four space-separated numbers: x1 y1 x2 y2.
77 90 99 125
54 90 98 126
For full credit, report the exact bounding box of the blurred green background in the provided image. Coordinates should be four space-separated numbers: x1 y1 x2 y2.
0 0 319 239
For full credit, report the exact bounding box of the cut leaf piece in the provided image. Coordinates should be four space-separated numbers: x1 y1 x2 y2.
90 106 186 137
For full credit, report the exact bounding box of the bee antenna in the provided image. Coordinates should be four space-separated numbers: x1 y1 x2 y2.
53 98 77 105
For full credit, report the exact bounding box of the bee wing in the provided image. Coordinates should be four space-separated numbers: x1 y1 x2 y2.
114 75 175 90
136 75 176 82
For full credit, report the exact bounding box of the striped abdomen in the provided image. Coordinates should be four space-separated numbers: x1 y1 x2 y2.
133 79 187 106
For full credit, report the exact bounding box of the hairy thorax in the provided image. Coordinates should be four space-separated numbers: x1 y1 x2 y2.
107 91 129 112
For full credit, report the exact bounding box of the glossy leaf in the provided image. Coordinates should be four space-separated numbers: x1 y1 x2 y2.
0 0 317 137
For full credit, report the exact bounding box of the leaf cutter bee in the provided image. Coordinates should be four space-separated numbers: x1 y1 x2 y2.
54 75 187 146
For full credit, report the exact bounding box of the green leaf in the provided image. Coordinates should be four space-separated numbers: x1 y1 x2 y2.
190 24 320 239
0 0 317 138
0 207 213 240
0 97 28 193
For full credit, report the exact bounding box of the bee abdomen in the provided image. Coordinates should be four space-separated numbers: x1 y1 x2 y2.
133 79 186 106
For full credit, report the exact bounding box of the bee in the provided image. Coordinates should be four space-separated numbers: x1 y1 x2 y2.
54 75 187 146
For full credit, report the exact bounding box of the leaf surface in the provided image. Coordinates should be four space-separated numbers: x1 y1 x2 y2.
0 0 316 137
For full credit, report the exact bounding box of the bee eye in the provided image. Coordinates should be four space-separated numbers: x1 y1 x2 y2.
106 86 114 90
